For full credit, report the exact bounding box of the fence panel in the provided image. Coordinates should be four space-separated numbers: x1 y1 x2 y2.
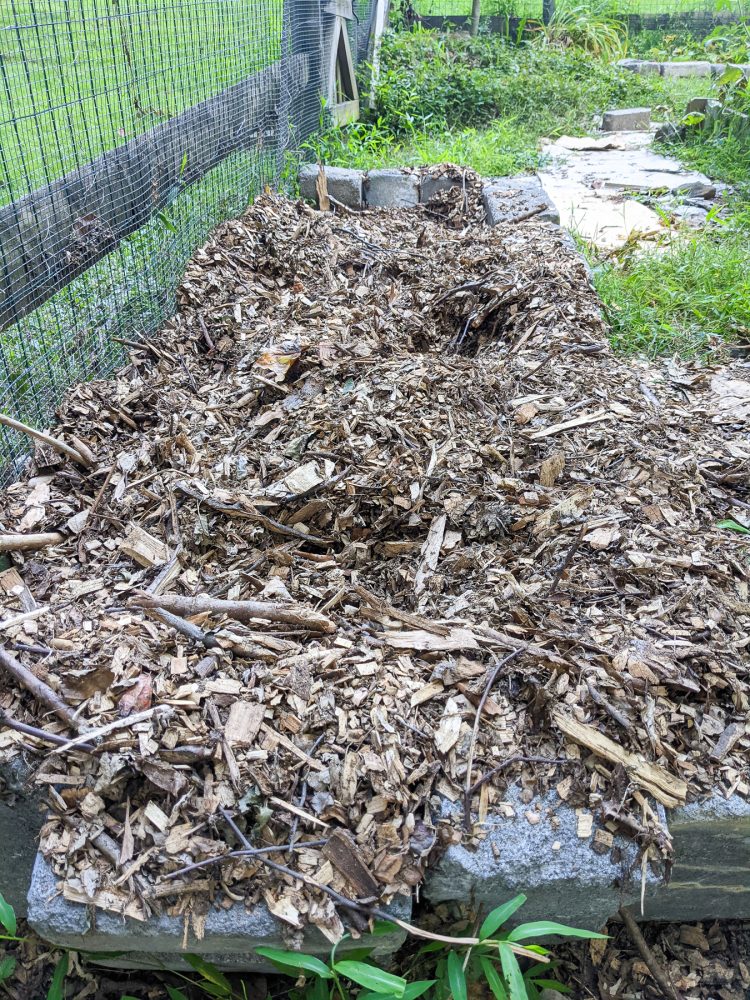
0 0 334 479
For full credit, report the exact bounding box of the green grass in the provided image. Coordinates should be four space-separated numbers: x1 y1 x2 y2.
0 0 282 205
595 210 750 354
310 29 715 176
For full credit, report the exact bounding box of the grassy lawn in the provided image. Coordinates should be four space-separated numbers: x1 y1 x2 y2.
0 0 282 205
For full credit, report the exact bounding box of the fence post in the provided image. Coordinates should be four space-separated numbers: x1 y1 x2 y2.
542 0 555 24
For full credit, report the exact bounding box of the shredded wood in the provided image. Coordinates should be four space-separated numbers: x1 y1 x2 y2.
0 171 748 937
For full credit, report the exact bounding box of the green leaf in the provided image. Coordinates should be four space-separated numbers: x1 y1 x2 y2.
446 952 467 1000
499 947 527 1000
333 961 406 996
184 955 233 994
681 111 705 126
0 891 17 936
717 66 744 87
0 956 16 983
403 980 436 1000
156 210 178 233
46 953 69 1000
717 519 750 535
530 981 571 993
507 922 607 942
479 895 527 940
479 957 508 1000
166 989 190 1000
371 919 398 936
255 947 333 979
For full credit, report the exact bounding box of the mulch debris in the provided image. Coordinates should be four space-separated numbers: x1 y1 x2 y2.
0 167 749 939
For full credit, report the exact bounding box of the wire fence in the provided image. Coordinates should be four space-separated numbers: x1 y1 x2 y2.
0 0 376 480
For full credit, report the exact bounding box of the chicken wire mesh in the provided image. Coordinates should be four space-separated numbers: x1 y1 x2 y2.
0 0 374 479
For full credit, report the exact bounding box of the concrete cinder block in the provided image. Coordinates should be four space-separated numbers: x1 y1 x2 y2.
298 164 363 210
616 58 662 75
0 757 46 917
365 169 420 209
419 173 462 204
482 176 559 226
28 853 411 971
602 107 651 131
661 61 712 77
424 791 750 930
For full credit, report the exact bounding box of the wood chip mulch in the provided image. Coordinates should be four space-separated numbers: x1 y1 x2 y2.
0 174 748 939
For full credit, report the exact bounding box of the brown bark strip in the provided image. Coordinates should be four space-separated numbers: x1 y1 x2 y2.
322 829 380 898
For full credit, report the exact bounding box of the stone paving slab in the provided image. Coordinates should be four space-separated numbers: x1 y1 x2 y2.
617 58 750 78
365 169 420 208
28 853 411 971
482 175 560 225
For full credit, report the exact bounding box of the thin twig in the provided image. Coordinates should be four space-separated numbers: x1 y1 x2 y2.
618 906 682 1000
289 732 327 841
162 839 330 882
548 524 586 596
131 592 335 634
0 533 64 553
463 648 524 830
0 646 82 731
468 755 567 798
47 706 170 755
0 710 95 752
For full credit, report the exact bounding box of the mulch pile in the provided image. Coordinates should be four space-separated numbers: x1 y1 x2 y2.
0 167 749 939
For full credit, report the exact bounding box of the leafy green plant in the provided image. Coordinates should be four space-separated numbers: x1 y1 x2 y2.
256 896 604 1000
539 0 627 59
718 518 750 534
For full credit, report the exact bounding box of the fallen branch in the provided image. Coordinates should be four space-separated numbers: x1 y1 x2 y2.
463 648 524 830
0 412 92 467
0 533 64 553
141 605 222 650
618 906 682 1000
0 646 82 731
131 592 336 634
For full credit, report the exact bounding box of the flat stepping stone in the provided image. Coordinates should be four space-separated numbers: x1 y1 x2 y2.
482 175 560 226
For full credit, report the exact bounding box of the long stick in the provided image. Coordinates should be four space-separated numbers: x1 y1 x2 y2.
0 533 64 552
463 648 524 829
0 646 81 731
618 907 682 1000
0 413 91 467
130 592 335 634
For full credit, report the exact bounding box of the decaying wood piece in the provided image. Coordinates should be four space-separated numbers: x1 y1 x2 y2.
0 646 82 732
130 592 335 634
552 708 687 807
0 413 92 467
0 532 64 552
323 828 380 898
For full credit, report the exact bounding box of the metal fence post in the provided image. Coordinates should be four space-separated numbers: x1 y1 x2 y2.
542 0 555 25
